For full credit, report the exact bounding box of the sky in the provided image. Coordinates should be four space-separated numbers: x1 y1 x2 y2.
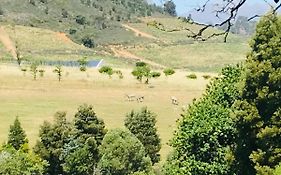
152 0 278 16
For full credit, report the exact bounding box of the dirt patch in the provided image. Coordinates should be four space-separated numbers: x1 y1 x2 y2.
55 32 72 43
110 46 165 68
122 24 158 40
0 26 17 59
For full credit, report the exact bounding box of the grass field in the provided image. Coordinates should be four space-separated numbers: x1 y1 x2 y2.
129 42 249 72
0 64 214 161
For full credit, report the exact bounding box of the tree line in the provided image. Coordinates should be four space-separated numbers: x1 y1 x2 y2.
0 105 161 175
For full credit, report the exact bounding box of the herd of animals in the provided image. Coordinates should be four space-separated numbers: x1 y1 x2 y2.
125 94 179 105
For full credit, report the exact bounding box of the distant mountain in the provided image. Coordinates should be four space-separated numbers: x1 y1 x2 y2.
0 0 164 46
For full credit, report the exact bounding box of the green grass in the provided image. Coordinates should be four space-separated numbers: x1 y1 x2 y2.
0 24 136 67
129 42 249 72
0 64 212 161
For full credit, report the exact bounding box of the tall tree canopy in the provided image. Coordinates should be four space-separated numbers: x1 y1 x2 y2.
125 107 161 165
232 12 281 175
34 112 73 175
7 117 28 150
98 129 153 175
74 104 107 145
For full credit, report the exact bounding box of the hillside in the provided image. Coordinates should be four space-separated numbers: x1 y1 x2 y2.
0 0 163 45
0 0 250 71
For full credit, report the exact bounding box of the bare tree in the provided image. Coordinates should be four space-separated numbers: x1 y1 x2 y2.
158 0 281 42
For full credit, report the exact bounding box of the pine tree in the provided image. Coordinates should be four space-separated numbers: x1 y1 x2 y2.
125 107 161 165
233 12 281 175
74 104 107 146
34 112 72 175
8 117 28 150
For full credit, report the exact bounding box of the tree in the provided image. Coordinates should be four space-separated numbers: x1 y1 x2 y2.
131 62 151 84
125 107 161 165
34 112 73 175
53 65 63 81
164 0 177 16
78 57 88 72
82 36 95 48
30 62 38 80
232 13 281 175
63 137 99 175
164 65 242 175
163 68 175 77
0 146 47 175
76 15 87 25
74 104 107 146
99 66 114 78
7 117 28 150
98 129 153 175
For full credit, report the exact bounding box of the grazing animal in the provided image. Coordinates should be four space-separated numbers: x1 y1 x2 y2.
126 94 136 101
171 96 179 105
136 96 144 103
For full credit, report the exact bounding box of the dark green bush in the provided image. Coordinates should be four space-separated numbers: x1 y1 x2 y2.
186 73 197 79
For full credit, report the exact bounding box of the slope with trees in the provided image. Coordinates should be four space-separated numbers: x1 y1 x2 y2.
0 0 163 46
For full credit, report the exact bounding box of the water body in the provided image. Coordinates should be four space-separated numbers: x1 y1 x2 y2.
20 59 104 68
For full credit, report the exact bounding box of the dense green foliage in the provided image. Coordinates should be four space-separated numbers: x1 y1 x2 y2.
98 129 153 175
7 117 28 150
99 66 114 78
232 13 281 175
165 65 242 175
125 107 161 165
62 137 99 175
132 62 151 83
0 146 47 175
131 62 160 84
165 12 281 175
274 163 281 175
186 73 197 79
163 68 175 77
34 112 72 175
74 104 107 146
33 105 106 175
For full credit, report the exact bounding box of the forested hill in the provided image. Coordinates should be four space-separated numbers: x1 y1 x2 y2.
0 0 163 45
